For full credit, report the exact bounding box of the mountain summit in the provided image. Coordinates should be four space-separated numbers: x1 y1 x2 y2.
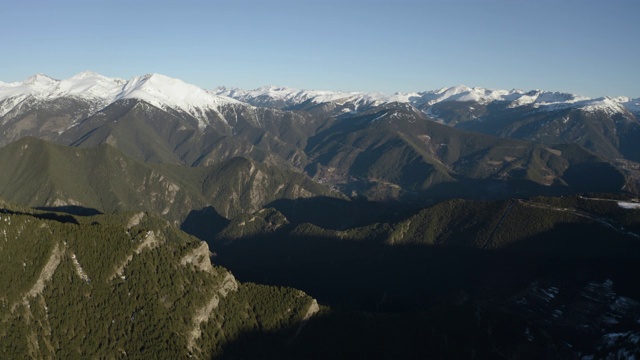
0 72 240 126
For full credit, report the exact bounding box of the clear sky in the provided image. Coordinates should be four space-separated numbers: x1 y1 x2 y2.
2 0 639 97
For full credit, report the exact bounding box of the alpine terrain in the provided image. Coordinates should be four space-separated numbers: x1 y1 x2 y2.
1 72 639 358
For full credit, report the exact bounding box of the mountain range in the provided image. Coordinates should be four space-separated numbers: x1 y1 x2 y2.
214 83 640 117
2 72 640 358
2 72 638 202
215 83 640 163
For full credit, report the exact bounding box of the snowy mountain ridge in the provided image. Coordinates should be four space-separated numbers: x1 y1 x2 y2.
2 72 638 122
215 84 639 116
213 85 417 111
0 72 241 127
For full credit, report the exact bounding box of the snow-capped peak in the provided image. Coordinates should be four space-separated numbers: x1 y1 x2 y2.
0 72 243 127
57 72 126 100
214 85 356 107
2 72 637 123
221 83 638 117
0 72 125 103
579 96 629 115
616 97 640 115
435 85 472 95
69 71 106 80
116 73 240 127
381 85 523 109
23 73 57 86
117 73 238 108
213 85 422 110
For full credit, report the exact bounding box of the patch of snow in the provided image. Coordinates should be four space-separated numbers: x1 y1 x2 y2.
371 112 388 123
618 201 640 210
616 97 640 114
601 331 640 347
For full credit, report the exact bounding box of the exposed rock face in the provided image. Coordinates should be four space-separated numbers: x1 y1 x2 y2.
180 242 214 273
0 206 316 359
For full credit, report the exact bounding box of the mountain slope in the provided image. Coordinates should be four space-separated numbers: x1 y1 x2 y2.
0 137 342 222
304 103 627 199
0 73 329 168
221 84 640 165
210 195 640 357
455 100 640 162
1 73 637 202
0 203 315 359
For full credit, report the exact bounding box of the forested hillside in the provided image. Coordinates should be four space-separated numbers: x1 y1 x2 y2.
0 203 315 359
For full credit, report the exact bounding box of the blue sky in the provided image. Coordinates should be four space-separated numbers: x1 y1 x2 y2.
2 0 639 97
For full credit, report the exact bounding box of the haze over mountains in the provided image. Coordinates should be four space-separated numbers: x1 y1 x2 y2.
2 72 640 358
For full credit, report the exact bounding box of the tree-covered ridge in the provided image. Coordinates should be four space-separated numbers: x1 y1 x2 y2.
0 205 314 359
216 195 640 254
211 194 640 313
208 195 640 358
0 137 343 223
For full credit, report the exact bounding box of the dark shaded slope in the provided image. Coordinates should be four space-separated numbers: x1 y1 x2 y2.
212 196 640 308
207 195 640 358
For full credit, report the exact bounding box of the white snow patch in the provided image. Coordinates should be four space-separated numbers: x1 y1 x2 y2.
618 201 640 210
615 96 640 114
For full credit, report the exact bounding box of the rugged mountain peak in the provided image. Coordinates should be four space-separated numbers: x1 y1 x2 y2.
69 70 105 80
23 73 57 86
0 71 242 108
219 83 637 117
0 72 246 129
506 93 630 115
254 85 298 93
0 71 124 103
58 72 126 100
614 97 640 115
115 73 240 126
421 85 504 106
213 85 422 112
434 84 472 95
579 96 628 115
